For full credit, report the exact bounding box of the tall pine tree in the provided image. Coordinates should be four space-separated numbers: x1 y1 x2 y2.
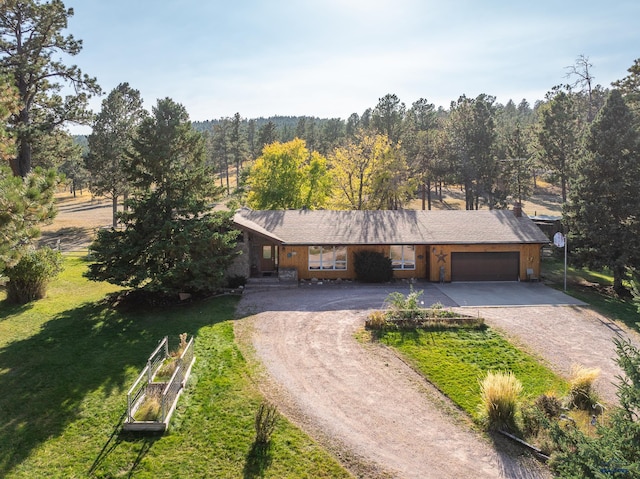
534 89 580 203
565 90 640 294
86 83 147 227
0 0 100 177
86 98 238 296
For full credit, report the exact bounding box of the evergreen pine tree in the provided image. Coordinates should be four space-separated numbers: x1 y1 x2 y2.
564 90 640 294
86 98 238 296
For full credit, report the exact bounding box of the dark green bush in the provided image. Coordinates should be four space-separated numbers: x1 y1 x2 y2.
6 247 63 304
227 274 247 289
520 403 547 438
535 393 562 418
353 250 393 283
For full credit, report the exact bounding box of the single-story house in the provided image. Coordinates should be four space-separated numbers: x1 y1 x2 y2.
231 206 549 282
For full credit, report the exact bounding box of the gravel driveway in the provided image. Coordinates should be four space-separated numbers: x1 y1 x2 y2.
236 284 551 478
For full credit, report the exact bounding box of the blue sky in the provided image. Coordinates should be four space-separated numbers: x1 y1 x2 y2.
63 0 639 133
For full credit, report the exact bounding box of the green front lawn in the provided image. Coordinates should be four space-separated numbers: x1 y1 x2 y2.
0 253 350 478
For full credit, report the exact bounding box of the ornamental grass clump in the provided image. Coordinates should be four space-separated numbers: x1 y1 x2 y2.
174 332 188 357
155 333 190 381
155 357 177 382
134 390 161 421
365 310 387 330
479 371 523 432
568 364 600 410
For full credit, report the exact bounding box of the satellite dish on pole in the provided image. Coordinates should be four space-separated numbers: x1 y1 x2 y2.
552 231 568 292
553 232 565 248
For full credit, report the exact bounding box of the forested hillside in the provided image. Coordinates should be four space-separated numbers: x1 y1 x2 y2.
184 77 611 212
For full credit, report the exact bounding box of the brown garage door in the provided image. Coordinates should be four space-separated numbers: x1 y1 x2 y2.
451 252 519 281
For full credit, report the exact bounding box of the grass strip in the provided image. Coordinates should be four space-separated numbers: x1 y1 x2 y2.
377 327 568 417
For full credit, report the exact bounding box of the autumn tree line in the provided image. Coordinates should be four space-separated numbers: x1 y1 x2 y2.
195 56 635 213
1 0 640 300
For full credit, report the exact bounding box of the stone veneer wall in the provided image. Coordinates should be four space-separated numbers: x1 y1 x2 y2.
225 231 251 281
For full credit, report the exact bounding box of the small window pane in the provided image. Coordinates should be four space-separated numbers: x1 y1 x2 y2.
309 246 322 269
389 245 402 260
335 246 347 270
391 245 416 270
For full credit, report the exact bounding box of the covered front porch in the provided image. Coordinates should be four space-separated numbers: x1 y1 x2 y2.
249 242 279 278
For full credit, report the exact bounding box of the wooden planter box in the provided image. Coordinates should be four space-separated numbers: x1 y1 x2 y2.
123 336 196 433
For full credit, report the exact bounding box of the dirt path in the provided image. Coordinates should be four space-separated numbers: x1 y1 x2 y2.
40 191 113 252
236 286 549 479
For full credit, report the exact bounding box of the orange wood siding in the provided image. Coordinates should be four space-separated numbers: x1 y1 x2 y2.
279 244 428 280
428 244 542 282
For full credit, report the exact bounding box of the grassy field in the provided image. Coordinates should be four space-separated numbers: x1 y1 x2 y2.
377 327 568 418
542 256 640 332
0 253 350 478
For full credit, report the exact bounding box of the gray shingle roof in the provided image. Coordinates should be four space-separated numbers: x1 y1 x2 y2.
234 209 550 245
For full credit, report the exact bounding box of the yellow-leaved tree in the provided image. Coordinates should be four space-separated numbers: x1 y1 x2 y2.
246 138 332 210
328 133 414 210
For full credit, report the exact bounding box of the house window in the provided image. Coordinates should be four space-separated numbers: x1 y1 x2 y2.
308 246 347 270
390 245 416 270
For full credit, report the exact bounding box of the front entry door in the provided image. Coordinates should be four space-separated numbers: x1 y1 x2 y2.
259 245 277 276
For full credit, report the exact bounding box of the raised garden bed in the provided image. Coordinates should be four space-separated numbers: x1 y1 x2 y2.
365 289 484 331
123 334 195 432
365 312 484 330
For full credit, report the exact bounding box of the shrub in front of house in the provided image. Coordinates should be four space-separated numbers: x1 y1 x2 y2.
226 274 247 289
353 250 393 283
